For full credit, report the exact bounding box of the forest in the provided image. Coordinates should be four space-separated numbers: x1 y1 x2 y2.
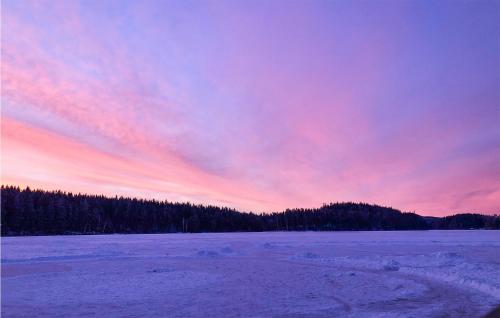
1 186 499 236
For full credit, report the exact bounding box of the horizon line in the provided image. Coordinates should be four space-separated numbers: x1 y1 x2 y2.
2 184 498 218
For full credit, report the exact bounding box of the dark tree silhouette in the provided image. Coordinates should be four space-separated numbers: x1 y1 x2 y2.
1 185 498 236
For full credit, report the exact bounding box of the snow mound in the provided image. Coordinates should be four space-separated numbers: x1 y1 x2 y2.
195 250 220 258
220 247 234 254
291 252 320 259
383 260 400 271
261 242 276 249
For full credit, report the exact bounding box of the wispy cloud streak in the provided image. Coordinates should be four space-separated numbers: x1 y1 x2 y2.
2 0 499 215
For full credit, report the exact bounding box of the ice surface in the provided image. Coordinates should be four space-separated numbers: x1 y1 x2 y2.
2 231 500 317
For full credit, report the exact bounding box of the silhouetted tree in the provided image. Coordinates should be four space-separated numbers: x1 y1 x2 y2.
1 185 498 236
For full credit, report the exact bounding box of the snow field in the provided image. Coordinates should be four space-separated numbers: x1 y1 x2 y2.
2 230 499 317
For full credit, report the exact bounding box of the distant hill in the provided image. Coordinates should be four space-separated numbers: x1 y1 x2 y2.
424 213 500 230
1 186 498 236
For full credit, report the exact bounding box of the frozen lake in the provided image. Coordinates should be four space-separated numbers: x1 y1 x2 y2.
2 231 500 317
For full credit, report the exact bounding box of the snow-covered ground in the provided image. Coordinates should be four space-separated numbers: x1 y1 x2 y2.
2 231 499 317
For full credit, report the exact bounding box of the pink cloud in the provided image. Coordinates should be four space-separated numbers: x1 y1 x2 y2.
2 0 499 215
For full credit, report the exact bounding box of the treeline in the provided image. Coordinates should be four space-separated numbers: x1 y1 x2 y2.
1 186 498 236
425 214 500 230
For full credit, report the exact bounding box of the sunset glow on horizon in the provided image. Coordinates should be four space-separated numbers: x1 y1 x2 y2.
2 0 499 216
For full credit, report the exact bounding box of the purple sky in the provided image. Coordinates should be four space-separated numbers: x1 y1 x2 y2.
2 0 500 215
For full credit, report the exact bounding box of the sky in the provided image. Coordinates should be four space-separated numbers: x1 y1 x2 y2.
2 0 499 216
